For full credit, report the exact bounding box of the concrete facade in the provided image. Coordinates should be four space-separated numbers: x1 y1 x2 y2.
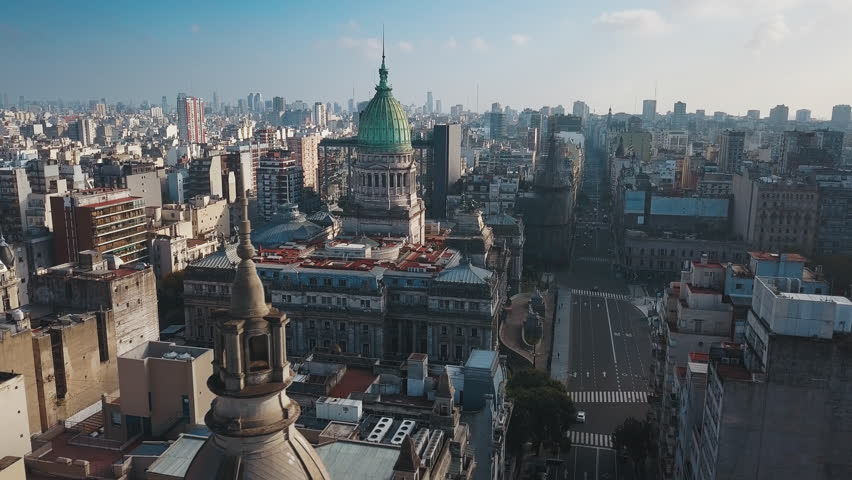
0 372 31 458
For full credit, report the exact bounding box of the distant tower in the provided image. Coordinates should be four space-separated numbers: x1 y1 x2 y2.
426 91 434 114
184 196 330 479
177 93 206 143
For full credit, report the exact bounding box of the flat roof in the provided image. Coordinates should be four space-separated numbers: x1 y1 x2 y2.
465 349 497 370
146 434 207 478
748 251 807 263
316 440 400 480
327 368 377 398
121 341 208 361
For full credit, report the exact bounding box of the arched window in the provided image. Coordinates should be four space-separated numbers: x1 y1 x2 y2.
248 335 270 371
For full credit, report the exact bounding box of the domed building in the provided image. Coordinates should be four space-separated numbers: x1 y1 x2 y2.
184 196 330 480
341 51 426 243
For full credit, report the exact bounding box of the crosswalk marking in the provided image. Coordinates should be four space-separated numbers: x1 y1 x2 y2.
569 289 632 302
568 431 613 449
570 391 649 404
576 256 610 264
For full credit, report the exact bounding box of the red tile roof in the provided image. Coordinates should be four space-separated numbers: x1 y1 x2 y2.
328 368 378 398
748 251 808 263
688 352 710 363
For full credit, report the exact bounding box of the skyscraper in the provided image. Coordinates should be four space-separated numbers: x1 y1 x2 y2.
719 130 745 174
572 101 590 124
795 109 811 122
212 91 219 113
426 91 434 114
254 93 262 112
831 104 851 130
247 93 255 112
769 104 789 128
746 109 760 120
642 99 657 122
161 95 167 113
673 101 687 128
431 124 462 218
435 99 442 115
348 98 355 113
489 112 507 140
313 102 327 128
273 96 285 113
177 93 206 143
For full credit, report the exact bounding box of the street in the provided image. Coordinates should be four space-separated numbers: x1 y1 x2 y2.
550 146 653 479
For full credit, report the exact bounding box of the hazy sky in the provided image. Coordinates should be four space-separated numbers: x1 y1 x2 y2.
2 0 850 118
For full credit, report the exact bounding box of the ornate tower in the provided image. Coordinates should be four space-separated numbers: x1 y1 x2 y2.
185 196 330 479
342 49 425 243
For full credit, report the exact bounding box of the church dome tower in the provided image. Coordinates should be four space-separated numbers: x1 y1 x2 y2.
185 195 330 480
342 46 426 243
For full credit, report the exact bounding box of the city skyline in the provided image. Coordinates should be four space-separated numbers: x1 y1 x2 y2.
3 0 851 117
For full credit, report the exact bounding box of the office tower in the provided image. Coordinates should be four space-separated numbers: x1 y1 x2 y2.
254 93 262 112
0 168 31 242
435 99 442 115
273 96 285 113
247 93 254 112
256 149 304 221
491 102 502 114
426 91 434 114
348 98 355 113
673 101 687 127
287 135 321 191
769 104 789 128
177 93 206 143
795 109 811 122
552 104 566 115
161 95 168 113
212 91 219 113
642 99 657 122
746 109 760 120
489 112 507 140
572 101 590 124
332 102 342 114
313 102 327 128
50 189 148 264
719 130 745 173
450 104 463 117
73 118 96 146
431 124 462 218
831 104 851 130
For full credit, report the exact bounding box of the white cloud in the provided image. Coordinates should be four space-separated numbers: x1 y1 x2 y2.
595 9 670 35
337 36 382 58
398 41 414 53
669 0 800 18
190 24 201 34
510 34 530 46
747 14 790 53
471 36 488 51
445 36 457 49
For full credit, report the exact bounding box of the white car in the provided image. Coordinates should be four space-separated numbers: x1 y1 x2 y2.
576 411 586 423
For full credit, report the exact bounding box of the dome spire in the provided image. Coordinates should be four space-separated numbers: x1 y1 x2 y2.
378 26 390 91
229 194 269 319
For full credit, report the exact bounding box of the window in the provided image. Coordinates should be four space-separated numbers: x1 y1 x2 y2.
456 327 463 336
361 299 371 309
338 279 346 287
248 335 270 371
309 320 316 329
362 324 369 334
309 278 317 286
321 296 331 305
455 345 463 360
111 412 122 426
324 321 331 330
309 339 317 349
471 328 479 337
454 301 465 309
362 343 370 355
440 343 448 359
469 303 479 311
324 278 332 286
307 296 317 304
735 283 743 289
440 325 448 335
339 322 346 331
337 297 346 306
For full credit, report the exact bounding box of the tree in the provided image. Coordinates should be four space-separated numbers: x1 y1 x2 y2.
506 369 575 456
612 416 651 478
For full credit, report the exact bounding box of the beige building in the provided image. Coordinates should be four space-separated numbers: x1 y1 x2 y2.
104 341 213 440
288 134 321 191
0 457 25 480
0 372 31 458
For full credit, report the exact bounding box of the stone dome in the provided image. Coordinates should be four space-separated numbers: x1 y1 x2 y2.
357 55 412 154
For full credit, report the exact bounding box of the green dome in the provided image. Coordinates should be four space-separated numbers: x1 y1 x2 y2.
358 56 412 153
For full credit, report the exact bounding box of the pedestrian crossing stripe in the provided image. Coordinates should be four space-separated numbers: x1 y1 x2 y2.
569 289 632 302
576 256 609 263
570 391 649 404
568 431 613 449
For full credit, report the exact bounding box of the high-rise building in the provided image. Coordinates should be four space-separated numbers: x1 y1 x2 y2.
150 106 163 120
287 135 321 191
73 118 96 146
430 124 462 218
254 92 262 112
831 104 851 130
161 95 167 113
426 91 434 114
642 99 657 122
256 149 304 221
0 168 31 242
718 130 745 174
492 102 502 114
673 101 687 127
247 93 255 112
795 108 811 122
435 99 442 115
177 93 205 143
341 54 425 242
347 98 355 113
769 104 789 128
212 91 218 113
746 109 760 120
50 189 148 264
489 112 507 140
572 100 590 124
313 101 327 128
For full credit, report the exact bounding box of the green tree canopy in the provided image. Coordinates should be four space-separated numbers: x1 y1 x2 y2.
506 369 575 455
612 416 651 477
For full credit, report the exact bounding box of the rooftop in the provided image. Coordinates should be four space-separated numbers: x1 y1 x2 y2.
146 434 207 478
316 440 401 480
748 251 808 263
121 341 208 361
327 368 378 398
